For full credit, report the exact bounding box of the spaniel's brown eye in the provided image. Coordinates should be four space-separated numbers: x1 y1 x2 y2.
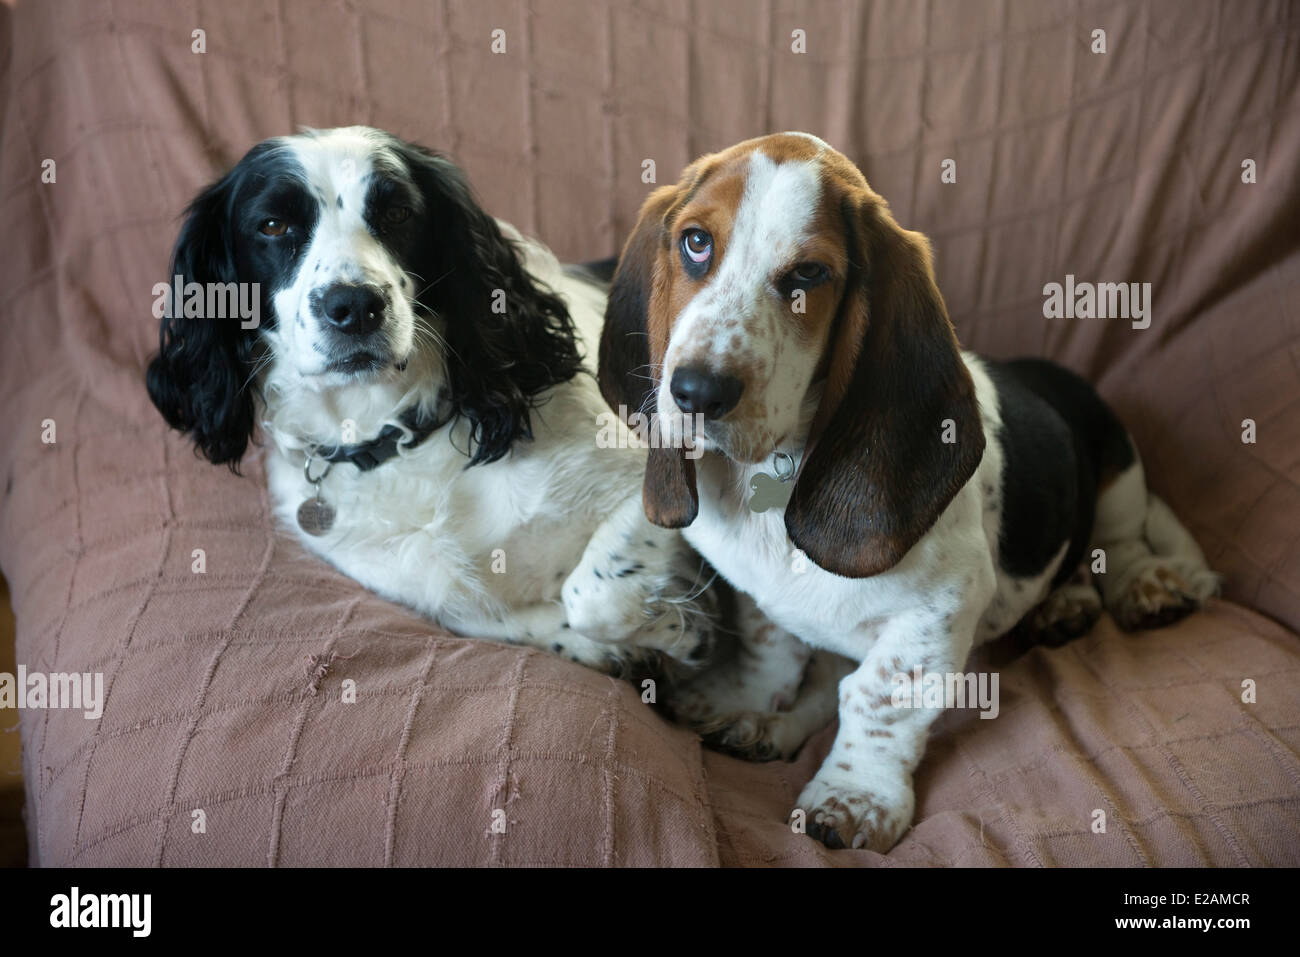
790 262 829 285
682 228 713 265
384 206 412 225
259 219 288 237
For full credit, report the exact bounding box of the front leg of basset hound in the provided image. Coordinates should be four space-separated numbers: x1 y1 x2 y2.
798 610 978 852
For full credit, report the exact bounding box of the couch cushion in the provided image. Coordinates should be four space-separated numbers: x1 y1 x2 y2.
2 0 1298 866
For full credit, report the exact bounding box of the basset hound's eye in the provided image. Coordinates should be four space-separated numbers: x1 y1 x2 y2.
384 205 412 226
258 219 289 237
680 228 713 276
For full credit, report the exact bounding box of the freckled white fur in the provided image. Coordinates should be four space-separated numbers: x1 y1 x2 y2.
659 153 829 461
659 147 1215 851
674 351 1079 850
675 350 996 848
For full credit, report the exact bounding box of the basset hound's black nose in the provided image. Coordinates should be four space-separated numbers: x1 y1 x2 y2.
319 282 385 335
670 366 744 420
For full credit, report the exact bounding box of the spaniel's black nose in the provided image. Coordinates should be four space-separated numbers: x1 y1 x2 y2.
670 367 744 420
319 283 385 335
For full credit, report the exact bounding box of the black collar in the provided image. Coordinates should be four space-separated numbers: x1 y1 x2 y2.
314 404 449 472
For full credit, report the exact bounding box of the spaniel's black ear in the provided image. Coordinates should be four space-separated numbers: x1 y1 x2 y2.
146 164 259 469
785 192 986 577
397 144 584 466
598 184 698 528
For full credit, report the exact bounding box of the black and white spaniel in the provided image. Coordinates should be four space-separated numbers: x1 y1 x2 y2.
147 126 714 675
599 133 1219 851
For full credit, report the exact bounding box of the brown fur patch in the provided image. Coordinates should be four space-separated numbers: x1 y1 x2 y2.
600 134 986 555
650 137 850 372
785 181 986 577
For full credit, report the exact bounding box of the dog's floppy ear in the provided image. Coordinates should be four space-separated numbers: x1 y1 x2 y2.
146 163 260 470
397 143 584 466
785 191 985 577
598 184 698 528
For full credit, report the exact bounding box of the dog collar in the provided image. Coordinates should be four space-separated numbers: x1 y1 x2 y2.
313 403 448 473
294 398 450 537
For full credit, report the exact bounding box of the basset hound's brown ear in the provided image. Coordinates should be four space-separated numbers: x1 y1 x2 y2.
785 190 985 578
598 184 698 528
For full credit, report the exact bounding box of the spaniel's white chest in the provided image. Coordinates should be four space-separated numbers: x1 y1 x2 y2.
263 427 591 629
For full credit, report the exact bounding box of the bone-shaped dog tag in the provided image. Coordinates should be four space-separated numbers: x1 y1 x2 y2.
748 473 794 513
748 452 797 513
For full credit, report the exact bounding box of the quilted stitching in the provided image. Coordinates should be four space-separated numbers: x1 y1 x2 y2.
0 0 1297 866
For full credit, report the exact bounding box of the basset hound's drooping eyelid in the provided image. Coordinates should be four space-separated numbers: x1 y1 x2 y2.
598 133 1219 856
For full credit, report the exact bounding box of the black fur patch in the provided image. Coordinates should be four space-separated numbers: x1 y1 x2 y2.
146 131 584 470
984 358 1134 587
569 257 618 286
146 141 315 468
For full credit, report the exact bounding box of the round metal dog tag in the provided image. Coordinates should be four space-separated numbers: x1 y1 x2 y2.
297 496 336 536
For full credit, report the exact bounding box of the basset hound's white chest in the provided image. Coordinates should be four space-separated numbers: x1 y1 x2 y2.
683 453 995 660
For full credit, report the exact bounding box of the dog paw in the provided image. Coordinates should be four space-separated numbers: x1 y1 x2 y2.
544 631 639 676
561 564 655 644
685 710 795 762
625 607 718 670
1111 561 1202 631
796 771 914 852
666 671 790 761
1024 583 1103 646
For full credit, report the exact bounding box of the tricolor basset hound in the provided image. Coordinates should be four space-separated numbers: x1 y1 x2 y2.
598 133 1218 852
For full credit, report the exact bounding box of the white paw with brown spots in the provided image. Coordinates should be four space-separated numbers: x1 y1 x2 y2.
797 770 914 852
683 709 812 761
1111 561 1202 631
1025 581 1102 646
